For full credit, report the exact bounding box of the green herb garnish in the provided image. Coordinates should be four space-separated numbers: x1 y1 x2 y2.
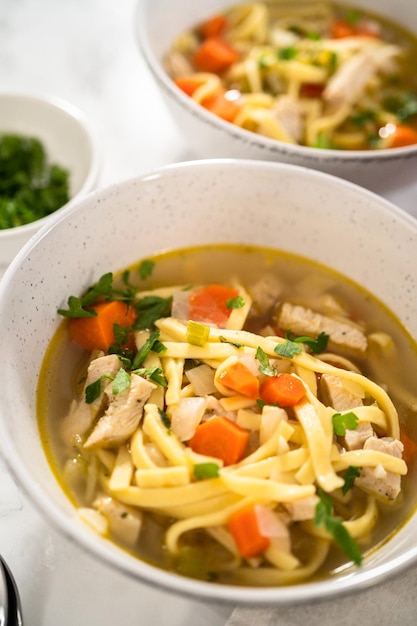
275 330 329 357
256 346 275 376
278 46 298 60
219 336 244 349
332 411 359 436
193 462 220 480
134 295 172 330
315 489 362 565
274 340 303 358
226 295 245 310
134 366 167 387
131 330 166 369
112 368 131 395
158 408 171 429
0 134 70 230
58 273 114 318
139 260 155 280
342 466 361 495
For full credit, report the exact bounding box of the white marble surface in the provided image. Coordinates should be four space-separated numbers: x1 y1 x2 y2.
0 1 416 625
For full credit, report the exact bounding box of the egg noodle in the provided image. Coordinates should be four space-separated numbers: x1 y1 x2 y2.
72 280 406 585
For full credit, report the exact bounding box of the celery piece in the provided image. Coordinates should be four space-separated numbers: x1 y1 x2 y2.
186 320 210 346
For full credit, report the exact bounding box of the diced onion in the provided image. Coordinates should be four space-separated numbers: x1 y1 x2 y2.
255 504 289 540
171 289 191 320
171 397 207 441
186 363 217 396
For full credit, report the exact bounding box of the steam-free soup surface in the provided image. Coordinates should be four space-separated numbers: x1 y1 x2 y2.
38 245 417 585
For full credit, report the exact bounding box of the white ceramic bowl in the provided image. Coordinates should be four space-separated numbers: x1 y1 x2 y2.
0 159 417 606
135 0 417 193
0 92 99 270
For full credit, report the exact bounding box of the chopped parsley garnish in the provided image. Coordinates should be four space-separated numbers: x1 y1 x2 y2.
58 272 114 318
85 369 131 404
315 488 362 565
0 134 70 230
256 346 275 376
275 330 329 357
351 110 377 127
134 366 167 387
193 462 220 480
219 336 244 349
134 295 172 330
345 9 362 24
332 411 359 436
226 295 245 310
274 339 302 359
278 46 298 60
85 376 106 404
313 133 334 150
158 408 171 429
138 259 155 280
112 368 131 395
131 330 166 369
384 91 417 122
342 466 361 495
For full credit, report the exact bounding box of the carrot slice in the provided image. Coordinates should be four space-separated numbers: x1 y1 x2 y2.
259 373 306 407
228 505 270 559
202 89 242 122
188 416 249 466
174 77 202 97
192 37 239 73
331 19 378 39
220 361 260 399
400 429 417 467
69 301 136 351
189 284 239 327
387 124 417 148
198 14 228 39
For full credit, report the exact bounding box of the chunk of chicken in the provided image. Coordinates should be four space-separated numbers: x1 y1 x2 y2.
60 354 122 446
320 373 364 412
84 374 156 449
344 421 374 451
277 302 367 355
323 43 400 111
273 95 305 143
285 495 319 521
355 436 404 501
94 495 143 547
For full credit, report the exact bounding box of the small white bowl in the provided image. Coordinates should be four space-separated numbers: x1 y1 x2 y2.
135 0 417 193
0 92 99 269
0 159 416 606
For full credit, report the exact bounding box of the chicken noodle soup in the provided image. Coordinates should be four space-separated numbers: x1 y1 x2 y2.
38 245 417 585
165 1 417 150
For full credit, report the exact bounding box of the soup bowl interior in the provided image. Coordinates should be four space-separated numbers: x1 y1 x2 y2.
1 159 417 605
135 0 417 193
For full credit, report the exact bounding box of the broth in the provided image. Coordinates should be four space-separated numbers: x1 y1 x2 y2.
38 244 417 585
